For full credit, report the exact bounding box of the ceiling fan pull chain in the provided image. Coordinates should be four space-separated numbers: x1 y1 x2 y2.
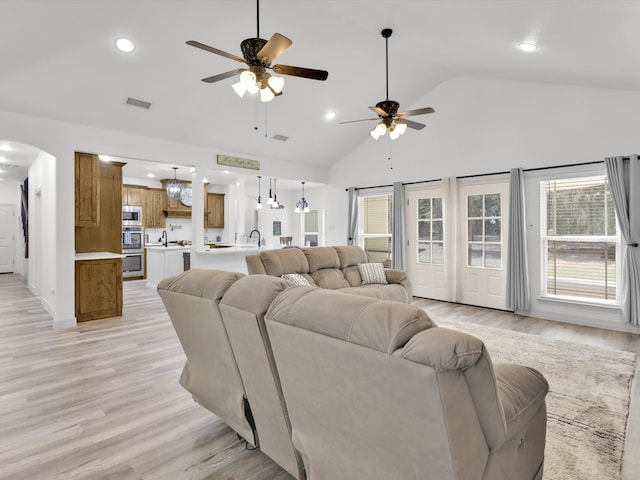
388 137 393 170
254 98 259 131
264 102 268 138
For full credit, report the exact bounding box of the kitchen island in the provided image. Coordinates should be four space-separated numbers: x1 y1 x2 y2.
146 244 284 288
190 244 283 275
146 245 191 288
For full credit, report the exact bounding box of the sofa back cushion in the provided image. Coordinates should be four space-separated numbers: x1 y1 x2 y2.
301 247 350 289
334 245 369 286
259 248 309 276
267 286 433 353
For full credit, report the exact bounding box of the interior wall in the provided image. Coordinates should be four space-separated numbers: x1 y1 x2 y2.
325 76 640 330
0 108 329 328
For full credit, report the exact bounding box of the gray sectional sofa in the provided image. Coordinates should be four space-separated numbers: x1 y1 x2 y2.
158 269 548 480
245 245 412 303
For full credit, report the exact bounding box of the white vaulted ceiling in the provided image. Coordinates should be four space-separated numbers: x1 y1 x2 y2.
1 0 639 173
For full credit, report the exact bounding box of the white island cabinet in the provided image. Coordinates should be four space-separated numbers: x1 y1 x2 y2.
191 245 284 274
146 246 191 288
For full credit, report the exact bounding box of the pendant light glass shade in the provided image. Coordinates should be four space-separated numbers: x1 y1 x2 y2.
267 178 274 204
256 175 263 209
271 178 279 208
166 167 184 199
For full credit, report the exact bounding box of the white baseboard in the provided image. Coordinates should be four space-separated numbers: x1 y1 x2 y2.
54 316 77 329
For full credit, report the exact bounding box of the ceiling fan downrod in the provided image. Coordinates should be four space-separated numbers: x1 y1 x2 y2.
382 28 392 100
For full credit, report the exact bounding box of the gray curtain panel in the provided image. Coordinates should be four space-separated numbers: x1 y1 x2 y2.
392 182 406 270
605 155 640 326
506 168 530 311
347 187 358 246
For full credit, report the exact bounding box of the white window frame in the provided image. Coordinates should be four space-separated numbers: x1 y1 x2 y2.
301 209 324 247
539 175 622 306
357 192 393 265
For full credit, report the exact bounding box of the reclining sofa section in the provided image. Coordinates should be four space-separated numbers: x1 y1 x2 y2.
245 245 412 303
158 269 548 480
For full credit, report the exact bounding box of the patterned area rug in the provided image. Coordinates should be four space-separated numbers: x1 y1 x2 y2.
433 319 636 480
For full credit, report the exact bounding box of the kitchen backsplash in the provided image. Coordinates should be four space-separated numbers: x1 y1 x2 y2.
146 217 224 244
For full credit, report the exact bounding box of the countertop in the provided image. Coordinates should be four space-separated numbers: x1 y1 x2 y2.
75 252 125 261
195 244 283 254
146 245 192 251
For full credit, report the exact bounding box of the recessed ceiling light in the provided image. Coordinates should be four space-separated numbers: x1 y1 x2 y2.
147 173 155 178
0 144 12 152
325 111 336 120
519 42 538 52
0 157 6 163
98 154 111 162
115 37 135 53
223 170 230 174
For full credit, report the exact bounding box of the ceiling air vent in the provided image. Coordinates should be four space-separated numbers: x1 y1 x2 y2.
272 134 289 142
125 97 152 109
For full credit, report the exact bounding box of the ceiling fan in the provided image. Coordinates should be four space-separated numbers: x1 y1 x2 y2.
186 0 328 103
340 28 435 140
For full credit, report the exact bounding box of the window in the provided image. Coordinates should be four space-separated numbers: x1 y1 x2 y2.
417 197 444 264
541 176 619 303
302 209 322 247
359 194 392 267
466 193 502 269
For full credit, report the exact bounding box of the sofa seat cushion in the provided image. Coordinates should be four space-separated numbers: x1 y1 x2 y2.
494 364 549 439
338 284 411 303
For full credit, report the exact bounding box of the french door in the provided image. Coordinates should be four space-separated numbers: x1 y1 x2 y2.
406 186 451 301
457 180 509 310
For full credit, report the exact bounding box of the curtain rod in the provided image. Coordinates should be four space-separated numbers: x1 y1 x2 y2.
346 157 632 191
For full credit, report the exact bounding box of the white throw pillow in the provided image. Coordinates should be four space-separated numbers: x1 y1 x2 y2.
281 273 311 286
358 263 388 285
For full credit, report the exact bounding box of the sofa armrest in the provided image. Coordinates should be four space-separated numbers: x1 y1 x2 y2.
384 269 413 298
384 268 406 283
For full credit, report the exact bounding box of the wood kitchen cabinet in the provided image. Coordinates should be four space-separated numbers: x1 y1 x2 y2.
123 185 146 206
161 179 192 217
206 193 225 228
75 152 100 227
145 188 166 228
75 257 123 321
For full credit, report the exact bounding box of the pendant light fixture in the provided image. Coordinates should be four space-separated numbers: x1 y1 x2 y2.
166 167 184 199
271 178 280 208
267 177 274 205
256 175 263 209
295 181 310 213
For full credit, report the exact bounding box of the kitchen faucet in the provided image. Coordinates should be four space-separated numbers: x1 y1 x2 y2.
161 230 168 247
249 229 261 247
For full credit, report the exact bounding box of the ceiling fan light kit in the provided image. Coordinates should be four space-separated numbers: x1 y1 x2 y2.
341 28 435 140
187 0 328 103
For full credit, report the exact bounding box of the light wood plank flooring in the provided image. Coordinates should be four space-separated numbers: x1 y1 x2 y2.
1 273 638 479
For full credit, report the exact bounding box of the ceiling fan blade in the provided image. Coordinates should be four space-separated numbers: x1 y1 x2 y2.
339 118 380 124
368 106 389 117
257 33 292 64
202 69 244 83
272 64 328 81
404 119 426 130
186 40 246 63
396 107 435 117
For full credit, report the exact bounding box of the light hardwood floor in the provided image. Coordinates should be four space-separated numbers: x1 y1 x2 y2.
1 273 638 479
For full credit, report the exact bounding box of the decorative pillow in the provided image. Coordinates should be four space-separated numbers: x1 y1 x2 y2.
281 273 311 286
358 263 388 285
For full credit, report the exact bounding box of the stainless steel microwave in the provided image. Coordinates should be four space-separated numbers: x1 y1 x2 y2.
122 206 143 225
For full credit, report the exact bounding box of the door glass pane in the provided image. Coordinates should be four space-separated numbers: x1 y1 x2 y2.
418 221 431 240
468 195 483 217
418 242 431 263
432 242 444 264
485 218 501 241
468 244 483 266
432 198 443 219
485 194 501 217
468 219 483 241
432 220 443 241
485 244 502 268
418 199 431 220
